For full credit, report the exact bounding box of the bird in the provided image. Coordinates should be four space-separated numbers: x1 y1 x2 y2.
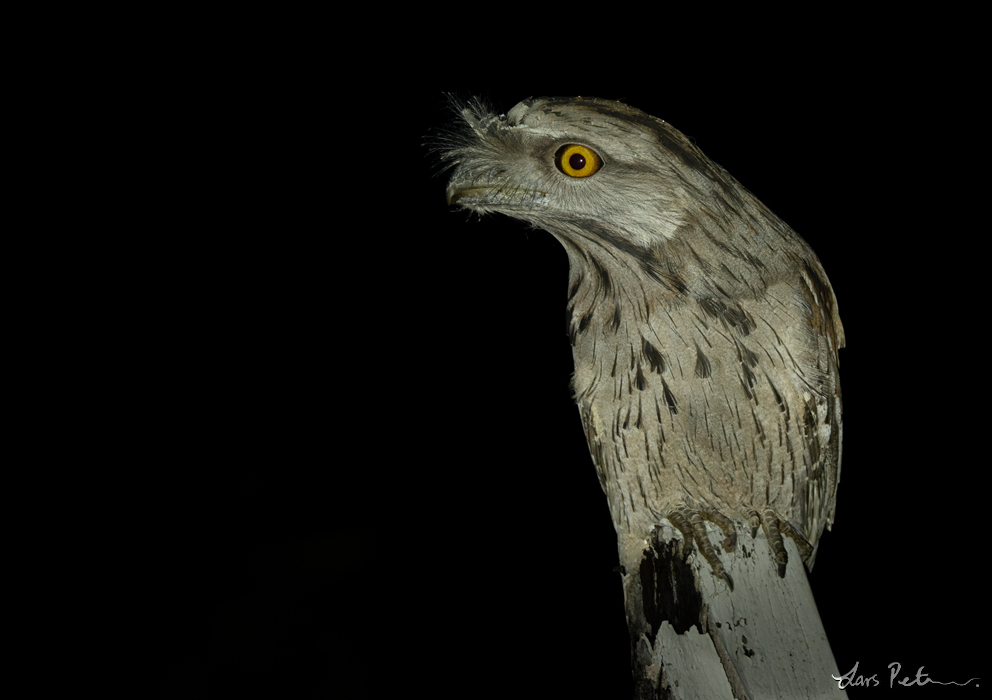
437 96 844 591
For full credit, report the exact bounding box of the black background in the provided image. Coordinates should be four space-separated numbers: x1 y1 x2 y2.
95 26 984 699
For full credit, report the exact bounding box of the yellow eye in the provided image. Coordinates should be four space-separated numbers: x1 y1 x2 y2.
555 144 602 178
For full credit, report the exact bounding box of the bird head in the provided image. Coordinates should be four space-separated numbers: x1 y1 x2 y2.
440 96 748 251
437 96 801 302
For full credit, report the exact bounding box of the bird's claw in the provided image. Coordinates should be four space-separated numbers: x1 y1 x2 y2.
666 506 736 591
744 507 813 577
666 505 813 585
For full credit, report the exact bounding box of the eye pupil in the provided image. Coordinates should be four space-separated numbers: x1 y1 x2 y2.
569 153 586 171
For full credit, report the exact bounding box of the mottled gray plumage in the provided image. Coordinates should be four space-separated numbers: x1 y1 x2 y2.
439 96 844 584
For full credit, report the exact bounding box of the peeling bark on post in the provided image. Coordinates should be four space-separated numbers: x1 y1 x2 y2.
618 521 847 700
